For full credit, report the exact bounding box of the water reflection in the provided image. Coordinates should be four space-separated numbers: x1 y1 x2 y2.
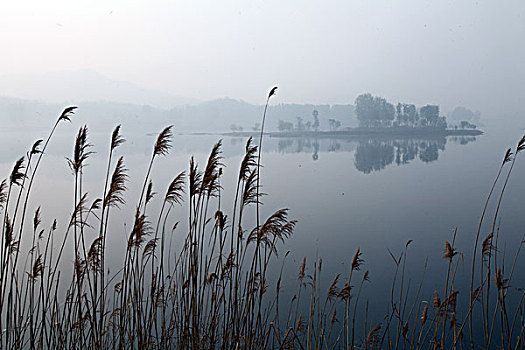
449 135 477 145
355 140 396 174
242 135 477 174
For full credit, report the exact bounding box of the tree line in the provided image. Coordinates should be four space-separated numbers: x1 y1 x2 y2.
355 93 447 128
273 93 478 133
277 110 342 132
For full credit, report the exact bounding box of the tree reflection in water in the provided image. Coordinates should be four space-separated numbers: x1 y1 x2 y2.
354 140 395 174
355 138 450 173
271 135 477 174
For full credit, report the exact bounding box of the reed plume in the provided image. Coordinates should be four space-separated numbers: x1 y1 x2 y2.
111 124 125 150
351 249 363 271
0 180 6 209
58 106 77 122
153 126 173 157
10 157 26 187
67 125 93 173
0 104 521 350
165 172 186 205
104 156 128 208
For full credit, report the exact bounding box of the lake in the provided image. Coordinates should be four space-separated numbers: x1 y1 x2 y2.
1 119 524 347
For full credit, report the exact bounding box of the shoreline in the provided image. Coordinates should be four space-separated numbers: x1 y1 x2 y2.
218 127 483 139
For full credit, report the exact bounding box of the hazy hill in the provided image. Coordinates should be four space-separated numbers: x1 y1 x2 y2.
0 70 199 109
172 98 356 131
0 70 355 132
0 96 356 133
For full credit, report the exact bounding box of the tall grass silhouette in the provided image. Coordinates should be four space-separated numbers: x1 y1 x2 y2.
0 92 523 349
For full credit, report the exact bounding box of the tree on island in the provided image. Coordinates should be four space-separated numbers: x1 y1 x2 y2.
296 117 305 131
230 123 243 132
460 120 477 129
278 120 294 131
419 105 446 128
355 93 395 127
312 110 320 132
395 103 418 126
356 93 448 129
419 105 438 126
328 119 341 131
305 120 312 131
404 104 418 126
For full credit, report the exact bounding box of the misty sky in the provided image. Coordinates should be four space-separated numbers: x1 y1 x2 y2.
1 1 524 113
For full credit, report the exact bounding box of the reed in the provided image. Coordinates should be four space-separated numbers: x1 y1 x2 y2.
0 101 523 349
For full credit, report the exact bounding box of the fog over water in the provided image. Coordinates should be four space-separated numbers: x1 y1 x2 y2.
1 1 525 347
1 121 524 331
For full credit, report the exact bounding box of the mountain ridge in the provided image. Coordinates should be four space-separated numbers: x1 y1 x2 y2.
0 69 200 109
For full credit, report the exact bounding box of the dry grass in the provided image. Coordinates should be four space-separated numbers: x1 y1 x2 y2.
0 99 523 349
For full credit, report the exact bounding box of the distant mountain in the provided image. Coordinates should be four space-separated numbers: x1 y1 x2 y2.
172 98 356 132
0 70 199 109
0 96 356 133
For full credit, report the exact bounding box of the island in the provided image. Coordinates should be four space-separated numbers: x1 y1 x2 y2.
224 93 483 138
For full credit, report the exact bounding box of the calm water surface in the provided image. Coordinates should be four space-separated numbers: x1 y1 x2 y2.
1 121 524 339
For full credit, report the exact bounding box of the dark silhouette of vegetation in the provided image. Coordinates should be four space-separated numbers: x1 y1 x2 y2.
0 100 522 349
278 120 294 132
278 109 339 133
328 119 342 131
355 93 395 127
312 110 320 132
460 120 477 129
230 123 243 132
419 105 446 128
356 93 448 129
296 117 305 131
395 103 419 127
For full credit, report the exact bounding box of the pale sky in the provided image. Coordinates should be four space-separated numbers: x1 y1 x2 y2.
1 0 524 113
